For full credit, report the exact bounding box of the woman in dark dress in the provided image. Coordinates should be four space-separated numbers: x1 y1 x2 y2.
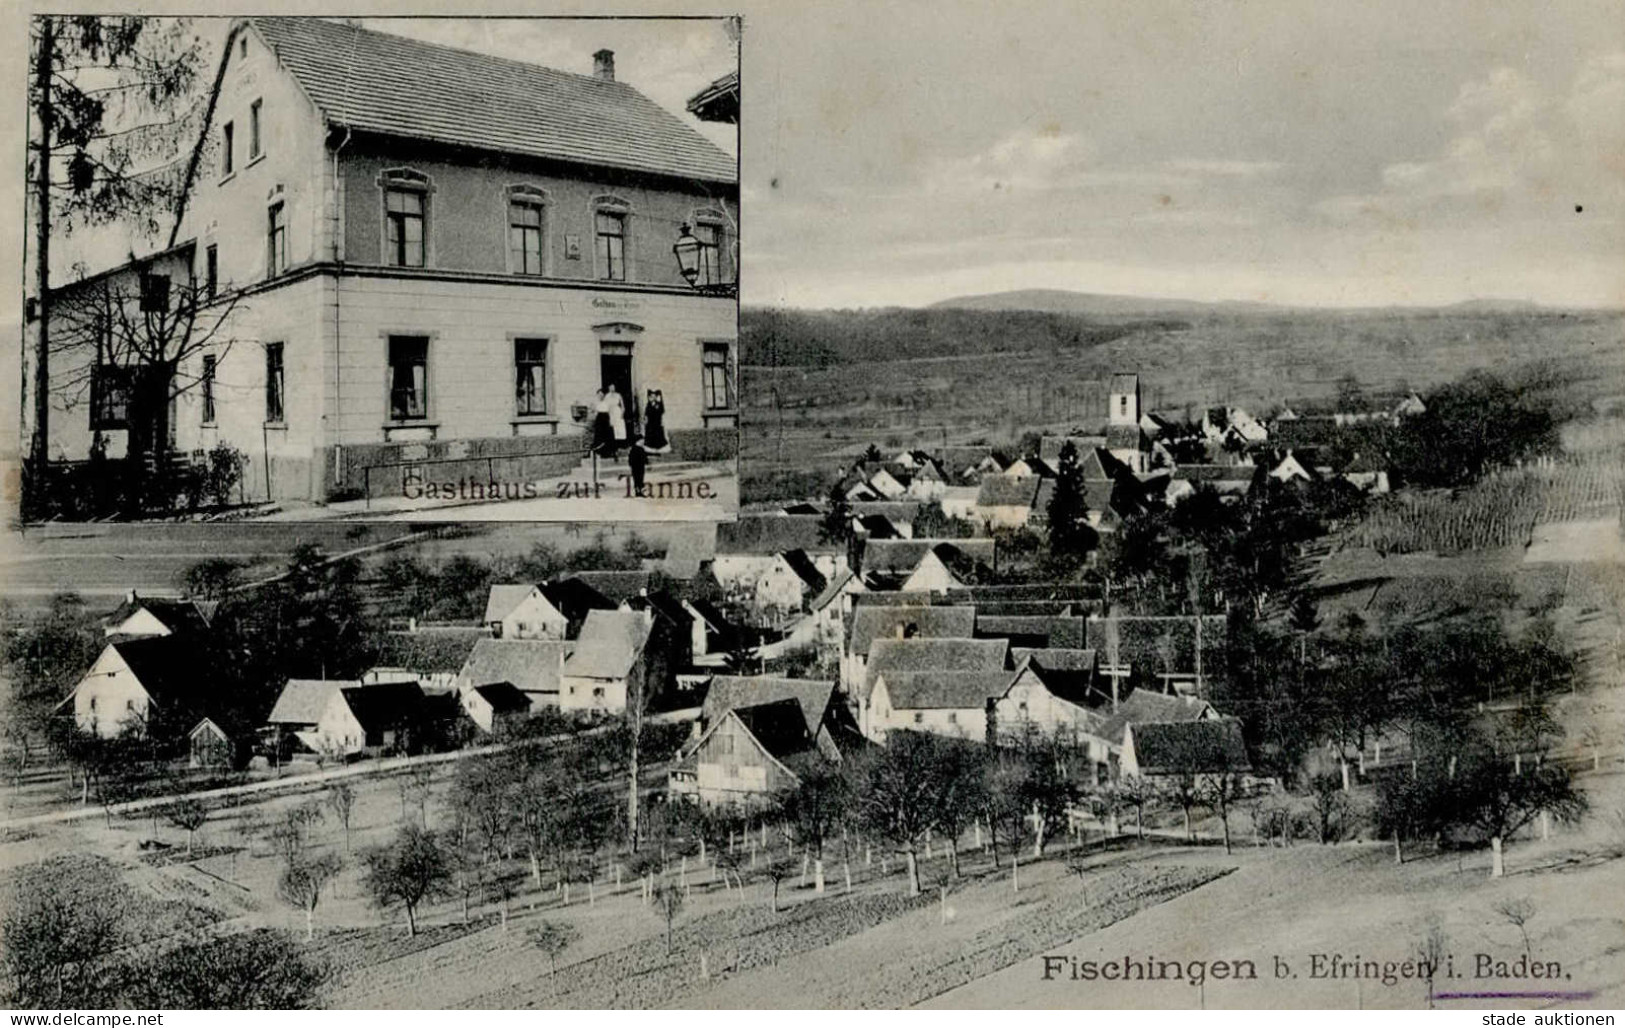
643 389 669 452
591 388 614 456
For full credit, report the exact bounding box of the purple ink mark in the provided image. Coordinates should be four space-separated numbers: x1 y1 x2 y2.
1434 990 1595 1001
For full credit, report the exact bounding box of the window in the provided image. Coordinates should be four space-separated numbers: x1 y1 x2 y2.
508 198 544 274
595 209 626 281
89 697 96 711
249 99 263 159
90 364 132 430
201 355 216 424
702 342 734 410
384 187 426 267
387 336 429 421
239 35 247 59
266 203 287 277
265 343 285 423
947 711 958 724
514 339 548 416
913 712 924 724
221 122 234 176
1119 396 1128 415
695 221 723 285
205 245 218 298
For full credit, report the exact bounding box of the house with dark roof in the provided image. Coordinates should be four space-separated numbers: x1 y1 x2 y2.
460 681 533 734
1083 688 1218 777
843 604 978 690
102 591 213 640
27 18 737 504
669 686 865 807
313 680 430 757
60 636 221 739
538 578 618 639
991 650 1110 755
867 670 1016 741
859 538 997 590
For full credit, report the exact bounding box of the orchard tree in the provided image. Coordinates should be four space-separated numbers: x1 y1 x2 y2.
362 824 451 937
277 852 342 941
854 731 946 896
1454 753 1587 878
163 795 209 857
2 855 132 1006
124 931 327 1009
526 921 580 995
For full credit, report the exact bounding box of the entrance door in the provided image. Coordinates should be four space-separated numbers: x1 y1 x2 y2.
599 344 635 427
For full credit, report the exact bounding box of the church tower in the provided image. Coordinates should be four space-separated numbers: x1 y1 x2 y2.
1108 372 1140 427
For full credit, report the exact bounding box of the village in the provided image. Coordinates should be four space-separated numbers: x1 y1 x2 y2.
5 355 1620 1008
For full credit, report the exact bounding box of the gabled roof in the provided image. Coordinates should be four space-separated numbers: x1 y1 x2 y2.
807 568 858 613
247 18 736 184
861 538 997 576
470 681 532 714
976 476 1041 508
370 629 486 674
864 638 1009 697
563 570 651 604
1010 648 1104 706
1129 718 1250 775
107 636 217 718
337 681 427 736
102 595 211 637
1108 372 1140 395
268 678 348 725
876 670 1016 710
539 578 617 624
1095 689 1216 747
849 604 978 656
458 637 573 696
780 549 828 595
561 609 651 679
686 68 738 124
483 584 540 624
856 514 903 539
850 500 922 521
623 589 694 628
699 676 836 740
732 700 819 762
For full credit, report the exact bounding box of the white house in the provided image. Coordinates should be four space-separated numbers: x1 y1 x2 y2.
559 609 652 713
102 592 211 639
483 584 568 640
311 681 427 757
455 637 573 710
459 681 531 734
59 636 205 738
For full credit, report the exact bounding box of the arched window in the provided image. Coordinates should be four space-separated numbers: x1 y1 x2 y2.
378 168 432 268
591 195 633 282
505 185 550 275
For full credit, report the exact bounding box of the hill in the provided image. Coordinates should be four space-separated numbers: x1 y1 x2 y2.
928 289 1286 317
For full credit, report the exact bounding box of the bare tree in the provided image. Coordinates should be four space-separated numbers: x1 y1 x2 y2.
1 855 133 1006
649 873 685 955
163 795 209 857
1201 772 1245 855
854 731 947 896
1495 897 1536 964
277 852 342 941
526 921 580 995
326 781 356 854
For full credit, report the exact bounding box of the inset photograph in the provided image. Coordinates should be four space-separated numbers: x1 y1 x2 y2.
20 16 739 523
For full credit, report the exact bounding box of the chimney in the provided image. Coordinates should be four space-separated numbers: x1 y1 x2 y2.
126 589 138 604
592 49 615 82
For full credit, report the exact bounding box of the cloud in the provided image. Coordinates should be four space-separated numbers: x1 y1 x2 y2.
924 126 1095 193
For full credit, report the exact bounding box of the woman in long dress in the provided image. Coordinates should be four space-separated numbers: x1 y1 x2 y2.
607 383 628 454
591 388 614 455
644 389 669 452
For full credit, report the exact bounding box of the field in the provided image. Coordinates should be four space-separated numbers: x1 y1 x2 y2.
5 748 1623 1010
740 306 1625 503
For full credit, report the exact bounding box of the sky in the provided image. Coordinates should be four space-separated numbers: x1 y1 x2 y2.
739 0 1625 309
7 2 1623 315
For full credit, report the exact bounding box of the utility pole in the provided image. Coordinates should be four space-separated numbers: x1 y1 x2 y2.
29 17 54 473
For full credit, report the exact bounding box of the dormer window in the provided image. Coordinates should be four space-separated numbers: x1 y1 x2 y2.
379 169 431 268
